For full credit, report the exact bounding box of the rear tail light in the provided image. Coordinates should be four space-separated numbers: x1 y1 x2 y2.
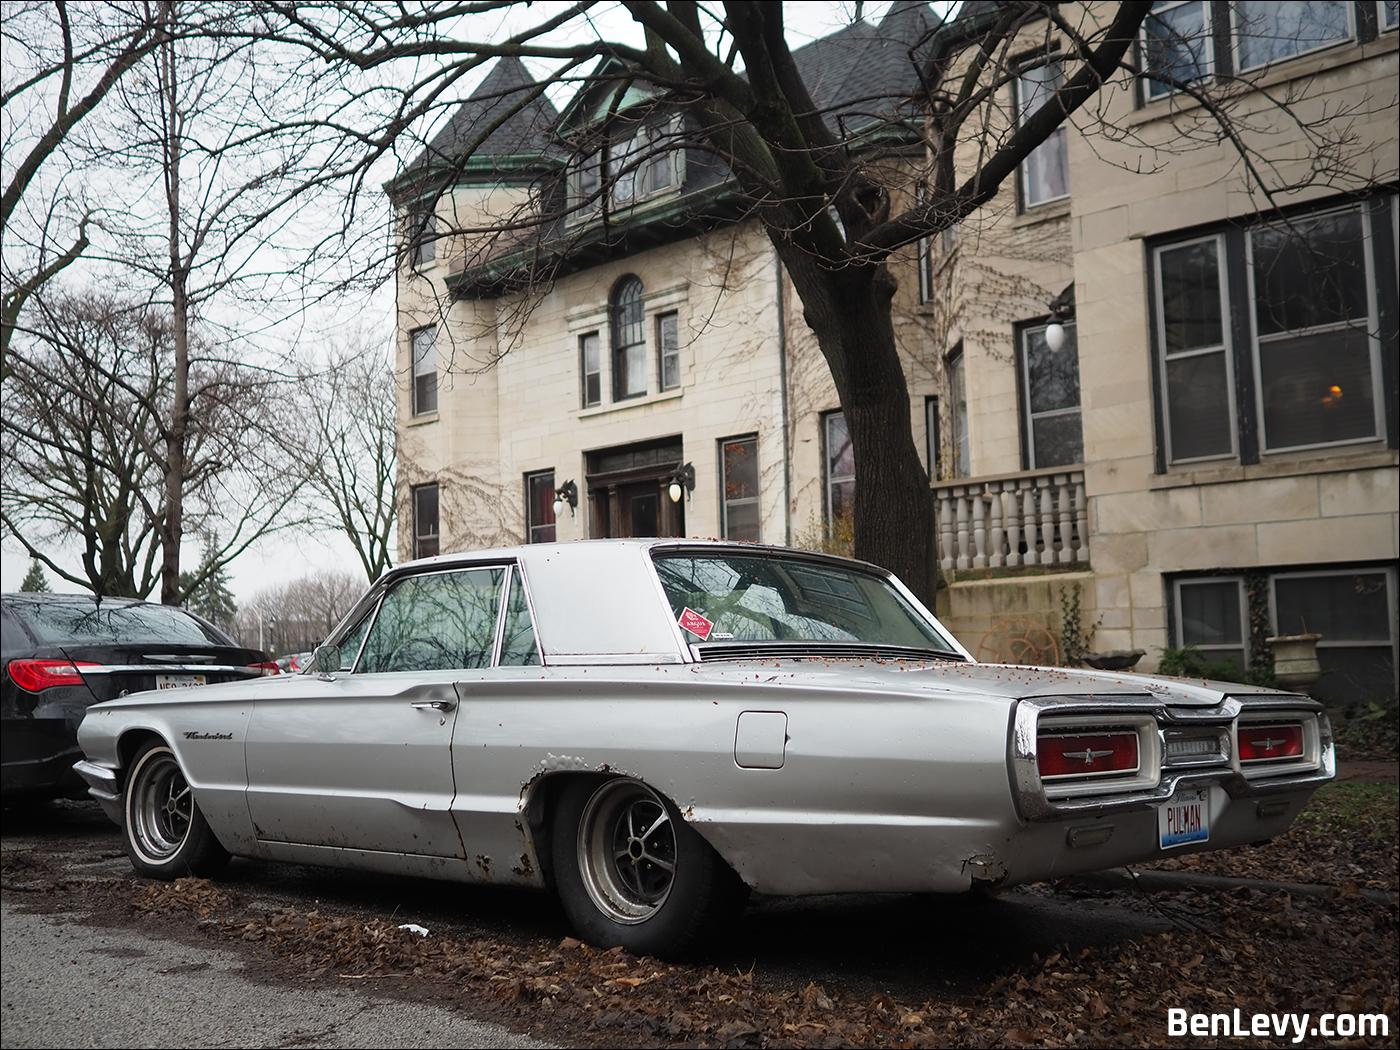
8 659 102 692
1037 730 1140 780
1238 722 1304 763
248 662 280 676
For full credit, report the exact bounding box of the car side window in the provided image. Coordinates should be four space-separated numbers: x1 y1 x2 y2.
498 568 541 666
357 567 504 673
336 607 376 671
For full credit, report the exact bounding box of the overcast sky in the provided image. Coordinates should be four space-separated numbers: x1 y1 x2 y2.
2 1 956 604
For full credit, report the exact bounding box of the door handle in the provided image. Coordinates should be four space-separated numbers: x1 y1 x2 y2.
411 699 456 712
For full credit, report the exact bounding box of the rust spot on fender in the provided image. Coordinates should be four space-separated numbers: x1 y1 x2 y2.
962 853 1008 886
511 853 535 877
474 854 492 879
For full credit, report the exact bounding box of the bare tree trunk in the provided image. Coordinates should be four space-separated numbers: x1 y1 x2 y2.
781 249 935 599
158 8 188 606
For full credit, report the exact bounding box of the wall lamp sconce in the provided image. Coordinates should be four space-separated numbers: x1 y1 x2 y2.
1044 283 1075 353
667 463 695 504
552 479 578 518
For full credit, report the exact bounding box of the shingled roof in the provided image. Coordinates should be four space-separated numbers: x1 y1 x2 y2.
396 56 560 188
791 1 940 139
405 3 937 184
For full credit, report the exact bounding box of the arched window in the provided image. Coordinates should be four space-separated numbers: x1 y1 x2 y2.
611 276 646 400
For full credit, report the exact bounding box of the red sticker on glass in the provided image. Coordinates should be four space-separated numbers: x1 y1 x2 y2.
678 607 713 640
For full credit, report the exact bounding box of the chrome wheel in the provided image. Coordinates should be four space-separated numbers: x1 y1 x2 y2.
576 779 677 924
126 746 192 864
121 741 228 879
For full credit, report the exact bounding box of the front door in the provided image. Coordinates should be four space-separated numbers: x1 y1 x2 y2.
585 439 687 538
589 478 684 537
243 565 506 857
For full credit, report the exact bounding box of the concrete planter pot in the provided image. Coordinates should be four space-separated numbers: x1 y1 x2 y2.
1267 633 1322 691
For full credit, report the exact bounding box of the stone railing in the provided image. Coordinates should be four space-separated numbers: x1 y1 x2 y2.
932 467 1089 571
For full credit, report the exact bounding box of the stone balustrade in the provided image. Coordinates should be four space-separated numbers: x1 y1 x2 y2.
932 468 1089 571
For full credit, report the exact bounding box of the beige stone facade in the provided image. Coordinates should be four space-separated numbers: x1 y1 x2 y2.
391 4 1398 706
933 2 1398 705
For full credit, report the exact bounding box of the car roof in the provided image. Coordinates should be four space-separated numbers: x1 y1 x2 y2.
371 540 903 663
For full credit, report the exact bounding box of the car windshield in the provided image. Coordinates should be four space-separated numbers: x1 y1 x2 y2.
10 599 229 647
651 551 959 653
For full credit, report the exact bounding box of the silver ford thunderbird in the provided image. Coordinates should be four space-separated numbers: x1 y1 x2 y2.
75 540 1334 955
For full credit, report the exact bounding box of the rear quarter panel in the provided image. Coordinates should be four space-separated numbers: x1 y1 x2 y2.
451 662 1019 895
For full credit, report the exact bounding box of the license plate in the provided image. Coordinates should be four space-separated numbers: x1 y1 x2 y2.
156 674 206 690
1158 788 1209 848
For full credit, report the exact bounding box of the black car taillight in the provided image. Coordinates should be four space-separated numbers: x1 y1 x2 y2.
8 659 102 692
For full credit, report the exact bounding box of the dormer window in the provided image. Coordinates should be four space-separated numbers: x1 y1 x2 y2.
609 132 640 204
569 151 602 221
568 116 684 223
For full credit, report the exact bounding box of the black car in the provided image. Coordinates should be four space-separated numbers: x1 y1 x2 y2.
2 593 276 800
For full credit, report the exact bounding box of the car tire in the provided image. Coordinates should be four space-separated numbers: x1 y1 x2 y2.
122 740 229 879
551 777 742 956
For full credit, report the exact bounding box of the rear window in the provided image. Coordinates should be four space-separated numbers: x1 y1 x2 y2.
651 551 957 651
7 599 231 647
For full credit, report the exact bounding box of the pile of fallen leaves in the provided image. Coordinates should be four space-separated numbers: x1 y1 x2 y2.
101 779 1398 1048
124 877 1395 1047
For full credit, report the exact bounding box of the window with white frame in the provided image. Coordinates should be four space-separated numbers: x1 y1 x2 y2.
1141 1 1379 100
1173 567 1397 704
657 312 680 391
1142 0 1213 98
1020 321 1083 468
1384 0 1399 31
580 332 601 407
1233 0 1352 71
1151 199 1393 466
720 436 760 542
609 129 641 205
1015 59 1069 209
611 276 646 400
823 412 855 528
411 326 437 416
413 484 439 559
1174 575 1249 672
525 471 556 543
